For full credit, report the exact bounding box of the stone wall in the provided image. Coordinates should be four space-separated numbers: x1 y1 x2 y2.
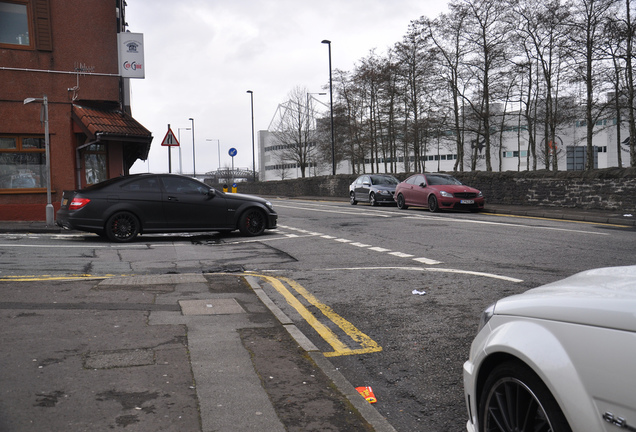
212 167 636 212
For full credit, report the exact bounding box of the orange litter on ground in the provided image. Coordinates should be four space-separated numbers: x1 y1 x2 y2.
355 386 377 403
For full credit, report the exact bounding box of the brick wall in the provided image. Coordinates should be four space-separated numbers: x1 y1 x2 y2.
216 167 636 212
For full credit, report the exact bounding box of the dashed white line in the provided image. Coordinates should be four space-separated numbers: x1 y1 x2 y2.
389 252 414 258
277 224 441 265
413 257 443 265
369 247 391 252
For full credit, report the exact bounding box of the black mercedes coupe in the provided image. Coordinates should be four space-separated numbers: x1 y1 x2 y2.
56 173 277 242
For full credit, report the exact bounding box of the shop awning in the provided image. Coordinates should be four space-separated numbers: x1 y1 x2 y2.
72 102 153 167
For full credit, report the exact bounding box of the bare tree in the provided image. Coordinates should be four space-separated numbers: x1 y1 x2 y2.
270 86 317 178
460 0 513 171
622 0 636 166
427 7 471 171
568 0 620 170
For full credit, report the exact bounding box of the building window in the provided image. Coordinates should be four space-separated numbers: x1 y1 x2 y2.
0 135 46 189
0 1 32 48
84 144 107 185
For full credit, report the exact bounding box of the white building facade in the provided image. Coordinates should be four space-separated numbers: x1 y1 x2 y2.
258 121 633 182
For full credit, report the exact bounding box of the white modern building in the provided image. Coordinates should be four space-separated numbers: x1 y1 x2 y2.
258 118 632 181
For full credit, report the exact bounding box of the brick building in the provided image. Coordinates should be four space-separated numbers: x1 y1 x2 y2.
0 0 152 221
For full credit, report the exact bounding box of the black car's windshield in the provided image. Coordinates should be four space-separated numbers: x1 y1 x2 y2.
371 176 399 186
426 175 462 186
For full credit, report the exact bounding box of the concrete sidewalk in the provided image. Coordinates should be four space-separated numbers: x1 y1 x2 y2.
0 273 393 431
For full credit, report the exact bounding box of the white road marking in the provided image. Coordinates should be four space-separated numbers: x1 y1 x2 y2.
276 224 442 266
413 257 443 265
263 266 523 282
350 242 371 247
274 203 392 217
404 215 609 235
389 251 414 258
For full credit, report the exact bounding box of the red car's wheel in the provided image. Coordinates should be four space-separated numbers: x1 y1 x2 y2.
428 195 439 212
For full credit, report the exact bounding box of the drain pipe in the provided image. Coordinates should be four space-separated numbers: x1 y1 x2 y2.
75 134 102 189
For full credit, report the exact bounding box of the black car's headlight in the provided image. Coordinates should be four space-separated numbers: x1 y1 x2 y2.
477 302 495 332
265 201 274 211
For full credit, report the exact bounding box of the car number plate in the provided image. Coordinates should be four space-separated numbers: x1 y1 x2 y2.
460 199 474 204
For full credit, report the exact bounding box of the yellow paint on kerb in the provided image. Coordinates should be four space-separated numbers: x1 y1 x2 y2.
0 274 109 282
255 274 382 357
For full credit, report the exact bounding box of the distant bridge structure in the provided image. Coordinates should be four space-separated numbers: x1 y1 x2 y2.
181 168 258 185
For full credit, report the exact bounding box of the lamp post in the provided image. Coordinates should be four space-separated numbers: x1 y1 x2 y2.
206 138 221 172
178 127 191 174
24 95 53 226
246 90 256 182
189 117 195 177
321 39 336 175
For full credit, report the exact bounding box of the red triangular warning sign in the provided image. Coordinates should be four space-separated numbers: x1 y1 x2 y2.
161 128 180 147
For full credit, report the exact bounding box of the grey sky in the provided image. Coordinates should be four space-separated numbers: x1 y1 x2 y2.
127 0 449 174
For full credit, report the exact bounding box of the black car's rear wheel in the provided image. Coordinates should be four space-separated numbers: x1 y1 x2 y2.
350 192 358 205
428 195 439 212
105 211 140 242
239 208 266 236
396 194 408 210
479 362 571 432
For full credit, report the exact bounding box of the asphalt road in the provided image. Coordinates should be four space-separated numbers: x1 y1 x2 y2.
1 200 634 431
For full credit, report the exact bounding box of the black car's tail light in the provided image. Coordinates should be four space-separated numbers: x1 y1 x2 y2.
69 198 91 210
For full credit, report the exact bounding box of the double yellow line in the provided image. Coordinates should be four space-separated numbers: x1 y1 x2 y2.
254 274 382 358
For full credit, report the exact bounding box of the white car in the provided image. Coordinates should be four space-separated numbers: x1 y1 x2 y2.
463 265 636 432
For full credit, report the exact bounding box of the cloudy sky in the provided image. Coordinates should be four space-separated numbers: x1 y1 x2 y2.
126 0 450 175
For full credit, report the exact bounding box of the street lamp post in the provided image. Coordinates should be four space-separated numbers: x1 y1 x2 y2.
246 90 256 182
24 95 53 226
178 127 191 174
206 139 221 172
189 117 195 177
321 39 336 176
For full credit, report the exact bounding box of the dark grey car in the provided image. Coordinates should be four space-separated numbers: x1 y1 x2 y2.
349 174 399 206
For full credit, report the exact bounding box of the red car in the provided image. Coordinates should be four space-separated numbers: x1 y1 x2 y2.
394 173 485 212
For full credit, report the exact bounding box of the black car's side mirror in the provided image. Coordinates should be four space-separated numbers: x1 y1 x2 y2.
207 188 217 198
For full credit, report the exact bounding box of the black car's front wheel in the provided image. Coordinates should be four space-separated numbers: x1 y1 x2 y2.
479 362 571 432
239 208 266 236
105 211 140 242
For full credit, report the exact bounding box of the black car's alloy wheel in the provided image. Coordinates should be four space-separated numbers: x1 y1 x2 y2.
106 211 140 242
480 362 571 432
239 209 266 236
428 195 439 212
396 194 408 210
350 192 358 205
